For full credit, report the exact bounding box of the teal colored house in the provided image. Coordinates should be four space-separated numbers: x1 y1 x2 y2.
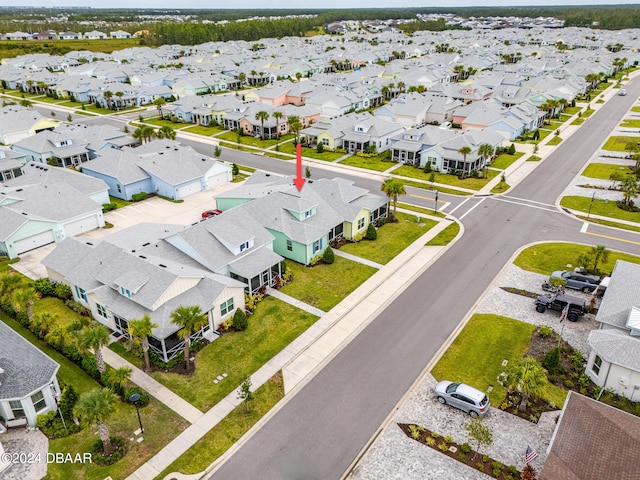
215 173 389 266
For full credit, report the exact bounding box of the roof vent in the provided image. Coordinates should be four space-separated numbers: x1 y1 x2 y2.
139 255 147 259
159 264 167 268
85 242 93 245
142 242 150 246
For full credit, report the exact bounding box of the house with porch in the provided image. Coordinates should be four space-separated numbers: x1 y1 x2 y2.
0 147 28 182
373 92 462 127
585 260 640 400
0 105 59 145
0 320 61 427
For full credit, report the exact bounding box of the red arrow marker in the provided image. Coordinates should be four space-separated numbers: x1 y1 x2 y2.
293 143 306 192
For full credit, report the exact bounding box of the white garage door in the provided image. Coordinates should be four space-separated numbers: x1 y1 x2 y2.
14 230 55 255
206 172 228 188
178 181 202 199
64 215 100 237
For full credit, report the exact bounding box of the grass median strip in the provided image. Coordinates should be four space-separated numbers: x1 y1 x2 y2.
425 221 460 246
581 162 633 180
393 165 498 191
602 135 640 152
560 195 640 224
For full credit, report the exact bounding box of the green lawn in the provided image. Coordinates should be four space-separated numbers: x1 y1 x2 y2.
33 297 87 328
563 106 582 115
527 155 541 162
619 119 640 128
48 397 189 480
577 215 640 233
263 151 294 160
0 315 99 395
339 212 437 264
596 99 605 104
280 256 377 311
547 136 563 146
396 202 446 218
632 107 640 113
83 104 114 115
339 153 393 171
581 162 633 180
149 297 317 410
572 118 585 126
393 165 499 191
216 131 292 149
514 242 640 276
183 125 226 136
108 196 134 209
277 141 345 161
582 108 595 118
401 179 474 196
431 314 561 406
142 118 184 128
491 152 524 170
560 195 640 224
490 181 510 194
155 373 284 479
425 221 460 246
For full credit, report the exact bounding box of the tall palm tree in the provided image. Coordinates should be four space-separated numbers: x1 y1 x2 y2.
78 325 110 374
129 314 158 371
107 366 132 395
115 91 124 110
20 98 33 108
0 273 23 304
458 145 472 178
74 388 118 455
380 178 406 222
141 125 156 143
590 245 609 274
288 115 302 144
477 143 495 179
12 286 37 324
133 126 144 145
504 357 547 412
238 72 246 87
272 111 283 139
154 97 166 118
157 125 176 140
255 110 269 140
103 90 113 110
621 176 639 208
170 305 207 373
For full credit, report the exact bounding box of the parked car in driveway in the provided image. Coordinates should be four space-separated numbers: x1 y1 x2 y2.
534 293 587 322
550 270 601 293
434 381 490 417
201 209 222 218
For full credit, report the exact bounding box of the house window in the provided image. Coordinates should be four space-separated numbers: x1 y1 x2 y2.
96 303 108 318
592 355 602 376
9 400 25 418
220 297 234 316
117 184 122 193
286 240 293 252
312 239 322 254
239 241 249 252
120 287 131 298
280 123 287 132
75 286 87 302
358 217 365 230
322 138 329 146
31 391 47 412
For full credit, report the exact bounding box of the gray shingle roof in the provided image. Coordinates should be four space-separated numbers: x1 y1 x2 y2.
587 328 640 372
0 320 59 400
596 260 640 330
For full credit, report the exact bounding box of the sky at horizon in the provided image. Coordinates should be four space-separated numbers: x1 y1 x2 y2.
4 1 640 9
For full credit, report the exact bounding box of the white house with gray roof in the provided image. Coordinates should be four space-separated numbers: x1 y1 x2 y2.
586 261 640 400
0 320 61 427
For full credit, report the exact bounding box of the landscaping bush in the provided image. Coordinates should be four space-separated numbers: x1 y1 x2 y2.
34 278 56 297
542 346 562 375
91 436 126 466
366 223 377 240
316 143 324 153
1 300 16 317
232 308 248 331
102 202 117 212
131 192 148 202
322 246 335 264
124 386 150 407
54 283 72 301
508 144 516 155
81 356 101 379
64 299 91 317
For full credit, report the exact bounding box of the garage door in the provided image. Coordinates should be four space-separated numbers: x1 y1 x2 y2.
63 215 100 237
177 181 202 199
14 230 55 255
206 172 228 189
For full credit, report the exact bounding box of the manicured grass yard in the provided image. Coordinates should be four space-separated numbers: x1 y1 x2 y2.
490 152 524 170
48 397 189 480
339 212 437 264
619 119 640 128
581 162 633 180
183 124 226 136
277 141 345 161
431 314 567 407
396 202 446 218
563 106 582 115
339 153 393 171
149 297 317 411
546 136 562 146
527 155 541 162
632 107 640 113
490 181 510 194
393 165 499 191
216 131 293 149
560 196 640 225
142 117 184 128
33 296 87 327
602 135 640 152
425 221 460 246
155 373 284 479
514 242 640 276
280 256 377 311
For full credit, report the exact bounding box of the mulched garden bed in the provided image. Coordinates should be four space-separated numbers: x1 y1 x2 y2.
398 423 521 480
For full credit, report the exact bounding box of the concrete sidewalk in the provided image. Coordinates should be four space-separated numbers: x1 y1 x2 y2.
126 215 459 480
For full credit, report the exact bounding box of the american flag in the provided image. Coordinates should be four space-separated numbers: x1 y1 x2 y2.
559 304 568 322
525 445 539 464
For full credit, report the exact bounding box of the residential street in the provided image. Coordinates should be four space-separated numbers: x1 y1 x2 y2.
203 81 640 478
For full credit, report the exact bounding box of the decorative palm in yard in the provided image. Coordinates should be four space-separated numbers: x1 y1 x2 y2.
157 125 176 140
74 388 118 455
11 286 37 323
171 305 207 373
458 145 472 178
79 325 111 375
502 357 547 412
477 143 495 179
272 111 283 139
380 178 406 222
129 314 158 371
154 97 166 118
255 110 269 140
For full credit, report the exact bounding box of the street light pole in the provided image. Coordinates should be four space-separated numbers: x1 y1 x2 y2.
587 191 596 218
129 393 144 434
433 190 439 214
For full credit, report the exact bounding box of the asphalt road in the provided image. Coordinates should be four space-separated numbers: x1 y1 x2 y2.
205 81 640 480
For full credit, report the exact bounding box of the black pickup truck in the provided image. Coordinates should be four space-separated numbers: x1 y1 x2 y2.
534 294 587 322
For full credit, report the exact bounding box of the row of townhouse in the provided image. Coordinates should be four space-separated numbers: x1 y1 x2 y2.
0 30 131 41
41 174 388 362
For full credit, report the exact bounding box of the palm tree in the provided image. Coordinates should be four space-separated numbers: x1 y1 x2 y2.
129 314 158 371
78 325 110 374
397 81 406 94
141 125 156 143
107 366 132 395
504 357 547 412
170 305 207 373
621 176 639 208
380 178 406 222
157 125 176 140
133 126 144 145
115 91 124 110
477 143 495 179
458 145 472 178
31 311 56 338
74 388 118 455
154 97 166 118
0 273 23 304
103 90 113 110
238 72 246 87
272 111 283 139
590 245 609 274
20 98 33 108
255 110 269 140
12 286 37 324
288 115 302 144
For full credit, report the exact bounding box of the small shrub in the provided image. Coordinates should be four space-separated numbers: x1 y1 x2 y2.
232 308 248 331
461 442 471 454
476 462 485 472
34 278 56 297
425 436 436 446
322 246 335 264
538 325 553 338
54 283 72 300
444 435 454 444
483 454 490 463
564 379 575 388
438 441 449 452
492 462 504 477
409 424 424 439
316 143 324 153
430 431 440 439
91 436 126 466
570 351 585 370
124 386 150 406
131 192 148 202
81 356 100 379
543 346 562 375
458 452 467 462
102 202 117 212
365 223 377 240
